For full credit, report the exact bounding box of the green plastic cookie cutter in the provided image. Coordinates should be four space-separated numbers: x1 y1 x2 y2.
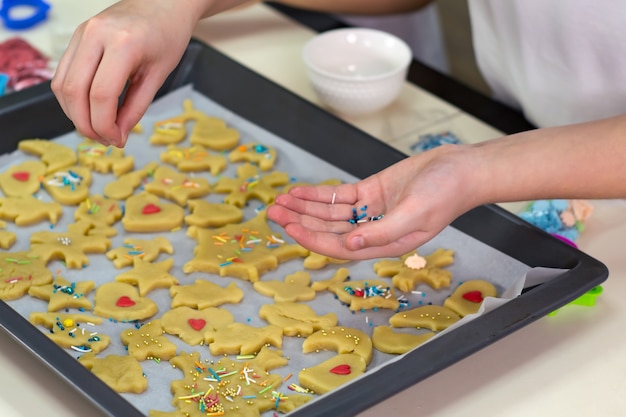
548 285 603 316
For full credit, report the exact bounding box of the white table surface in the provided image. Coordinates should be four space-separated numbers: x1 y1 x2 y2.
1 2 625 417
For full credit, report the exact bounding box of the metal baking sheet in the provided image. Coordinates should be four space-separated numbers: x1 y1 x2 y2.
0 39 608 417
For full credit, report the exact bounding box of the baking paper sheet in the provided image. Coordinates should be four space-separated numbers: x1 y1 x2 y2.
2 86 563 415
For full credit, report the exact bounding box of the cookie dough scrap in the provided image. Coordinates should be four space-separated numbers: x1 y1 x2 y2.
143 165 211 206
302 326 373 364
170 279 244 309
0 160 47 196
79 352 148 394
183 212 309 283
184 200 243 228
205 322 283 356
228 143 277 171
372 325 435 355
312 267 399 312
0 229 16 249
76 139 134 176
121 319 178 361
18 139 77 174
161 144 228 176
30 312 110 354
28 221 111 269
114 257 179 296
93 282 158 322
103 161 158 200
253 271 316 303
0 195 63 226
28 275 95 312
374 248 455 292
160 305 234 345
259 302 337 337
106 236 174 269
389 305 461 331
298 353 367 395
166 347 308 417
122 192 185 233
443 279 498 317
0 252 53 301
41 166 93 205
213 163 290 208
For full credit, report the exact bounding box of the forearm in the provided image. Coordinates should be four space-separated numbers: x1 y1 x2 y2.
268 0 432 15
470 114 626 204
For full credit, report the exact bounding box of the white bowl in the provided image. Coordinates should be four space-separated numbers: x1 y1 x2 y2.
302 27 412 117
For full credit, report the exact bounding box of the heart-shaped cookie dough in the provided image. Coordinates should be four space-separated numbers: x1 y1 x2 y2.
122 192 184 233
93 282 158 322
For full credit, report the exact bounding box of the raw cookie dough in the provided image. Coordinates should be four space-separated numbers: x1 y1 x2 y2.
121 319 178 361
28 221 111 269
103 161 158 200
106 236 174 269
298 353 367 395
79 352 148 394
0 251 53 300
77 139 134 176
18 139 77 173
149 116 187 145
312 268 399 312
0 195 63 225
170 279 244 309
183 212 309 283
143 165 211 206
184 200 243 228
212 163 290 208
183 99 240 151
41 166 93 205
228 143 277 171
160 306 234 345
122 192 185 233
28 275 95 312
160 144 228 175
389 305 461 331
253 271 316 303
0 160 46 196
204 322 283 355
30 312 110 354
372 325 435 354
93 282 158 322
303 251 350 270
374 248 454 292
443 279 498 317
302 326 373 364
259 302 337 337
114 257 179 296
74 194 124 227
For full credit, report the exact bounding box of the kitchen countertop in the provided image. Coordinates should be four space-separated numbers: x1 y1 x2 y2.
1 2 625 417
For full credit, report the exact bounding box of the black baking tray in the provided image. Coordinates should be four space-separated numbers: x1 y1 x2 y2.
0 39 608 417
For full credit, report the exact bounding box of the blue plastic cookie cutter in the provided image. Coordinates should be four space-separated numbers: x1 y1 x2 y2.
0 0 51 30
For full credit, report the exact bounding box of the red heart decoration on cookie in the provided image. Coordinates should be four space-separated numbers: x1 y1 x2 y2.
462 290 484 303
188 318 206 331
329 364 352 375
12 171 30 181
142 203 162 214
116 295 136 307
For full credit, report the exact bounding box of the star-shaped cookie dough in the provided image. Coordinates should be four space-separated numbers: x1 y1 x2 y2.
253 271 316 303
212 163 290 208
373 248 454 292
170 279 244 309
28 275 95 311
114 257 179 296
28 221 110 269
106 236 174 269
143 165 211 206
183 211 309 283
120 319 177 361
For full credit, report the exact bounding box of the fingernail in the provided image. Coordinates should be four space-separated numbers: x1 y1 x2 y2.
348 235 364 250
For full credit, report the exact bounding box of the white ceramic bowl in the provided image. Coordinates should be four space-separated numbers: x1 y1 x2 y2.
302 27 412 117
